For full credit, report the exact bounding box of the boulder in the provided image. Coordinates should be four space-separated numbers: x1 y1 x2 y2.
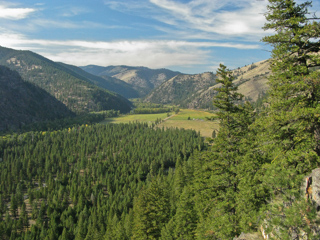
303 168 320 210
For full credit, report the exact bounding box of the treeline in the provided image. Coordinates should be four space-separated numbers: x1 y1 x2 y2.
1 110 120 135
132 108 171 114
131 102 179 114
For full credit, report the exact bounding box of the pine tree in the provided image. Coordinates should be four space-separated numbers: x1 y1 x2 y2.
194 64 255 238
258 0 320 238
132 180 170 240
261 0 320 196
172 186 197 239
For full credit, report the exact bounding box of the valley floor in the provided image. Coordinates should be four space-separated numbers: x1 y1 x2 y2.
102 109 219 138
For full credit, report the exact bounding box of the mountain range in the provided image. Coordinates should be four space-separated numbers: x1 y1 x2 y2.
80 65 181 97
0 45 272 131
143 60 271 109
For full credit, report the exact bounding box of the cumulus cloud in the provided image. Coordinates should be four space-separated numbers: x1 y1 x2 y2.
0 5 35 20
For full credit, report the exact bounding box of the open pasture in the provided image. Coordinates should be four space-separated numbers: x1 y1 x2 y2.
158 109 218 138
103 109 219 138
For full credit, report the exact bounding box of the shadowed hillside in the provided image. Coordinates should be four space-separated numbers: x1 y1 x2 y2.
0 66 74 131
0 46 132 114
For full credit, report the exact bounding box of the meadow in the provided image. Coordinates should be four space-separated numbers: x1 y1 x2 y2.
104 109 219 138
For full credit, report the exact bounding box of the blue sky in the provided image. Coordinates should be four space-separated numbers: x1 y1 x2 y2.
0 0 319 74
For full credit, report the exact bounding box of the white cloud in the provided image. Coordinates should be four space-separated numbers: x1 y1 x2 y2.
0 27 260 70
105 0 268 41
150 0 268 38
0 5 35 20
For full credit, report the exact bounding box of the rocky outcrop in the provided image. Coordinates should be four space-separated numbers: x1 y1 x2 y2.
233 232 263 240
240 168 320 240
303 168 320 211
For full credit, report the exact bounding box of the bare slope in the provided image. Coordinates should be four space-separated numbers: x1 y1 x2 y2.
144 60 271 109
144 72 216 108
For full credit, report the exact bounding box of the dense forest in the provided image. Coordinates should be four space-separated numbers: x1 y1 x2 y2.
0 123 204 240
1 0 320 239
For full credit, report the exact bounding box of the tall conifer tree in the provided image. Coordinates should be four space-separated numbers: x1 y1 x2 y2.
259 0 320 238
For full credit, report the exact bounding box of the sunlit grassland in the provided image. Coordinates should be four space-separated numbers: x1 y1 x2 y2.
171 109 214 120
102 109 219 138
158 109 219 138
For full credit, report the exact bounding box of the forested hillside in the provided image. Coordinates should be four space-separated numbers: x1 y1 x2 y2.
0 66 74 131
81 65 181 96
0 46 132 114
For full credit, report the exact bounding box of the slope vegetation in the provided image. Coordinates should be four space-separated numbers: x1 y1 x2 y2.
0 46 132 113
0 66 74 131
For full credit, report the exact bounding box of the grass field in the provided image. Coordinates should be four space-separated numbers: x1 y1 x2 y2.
102 109 219 138
158 109 218 138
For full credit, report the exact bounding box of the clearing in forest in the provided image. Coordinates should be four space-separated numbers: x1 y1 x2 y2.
104 109 219 138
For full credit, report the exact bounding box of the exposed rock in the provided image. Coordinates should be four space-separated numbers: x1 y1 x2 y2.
233 232 263 240
303 168 320 210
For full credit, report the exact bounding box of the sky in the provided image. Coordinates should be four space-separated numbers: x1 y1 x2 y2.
0 0 319 74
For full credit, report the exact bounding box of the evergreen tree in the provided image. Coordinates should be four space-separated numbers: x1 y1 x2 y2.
258 0 320 238
194 64 255 238
132 180 170 240
261 0 320 197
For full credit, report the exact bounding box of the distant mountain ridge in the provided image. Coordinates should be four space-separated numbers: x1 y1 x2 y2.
144 72 217 108
0 66 74 131
81 65 181 96
143 60 271 109
0 46 132 114
58 62 139 99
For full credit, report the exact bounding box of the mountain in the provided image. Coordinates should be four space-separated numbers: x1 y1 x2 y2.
0 46 132 113
143 72 217 108
143 60 271 109
58 62 139 99
0 66 74 131
80 65 181 96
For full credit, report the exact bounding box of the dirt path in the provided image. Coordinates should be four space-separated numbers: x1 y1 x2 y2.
163 114 176 121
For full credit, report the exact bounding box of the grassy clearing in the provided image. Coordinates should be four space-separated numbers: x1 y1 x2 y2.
171 109 214 120
158 109 218 138
158 120 218 138
101 109 219 138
